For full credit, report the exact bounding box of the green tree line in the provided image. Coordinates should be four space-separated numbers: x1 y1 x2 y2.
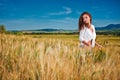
0 25 6 33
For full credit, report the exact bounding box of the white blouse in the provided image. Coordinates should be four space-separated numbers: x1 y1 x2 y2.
79 24 96 47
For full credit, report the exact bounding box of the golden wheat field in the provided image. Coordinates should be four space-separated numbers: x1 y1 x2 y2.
0 34 120 80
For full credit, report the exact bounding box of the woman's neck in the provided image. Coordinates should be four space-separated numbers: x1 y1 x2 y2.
84 24 91 28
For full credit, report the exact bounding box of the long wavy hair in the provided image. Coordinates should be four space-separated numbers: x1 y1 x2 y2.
78 12 92 31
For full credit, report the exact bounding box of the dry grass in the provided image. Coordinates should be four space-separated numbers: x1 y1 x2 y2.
0 34 120 80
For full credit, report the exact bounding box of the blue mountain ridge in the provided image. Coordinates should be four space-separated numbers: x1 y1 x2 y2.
19 24 120 32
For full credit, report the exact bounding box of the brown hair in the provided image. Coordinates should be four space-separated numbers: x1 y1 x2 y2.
78 12 92 31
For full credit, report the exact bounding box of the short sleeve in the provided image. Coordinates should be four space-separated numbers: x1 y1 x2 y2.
79 29 85 41
91 25 96 47
92 25 96 40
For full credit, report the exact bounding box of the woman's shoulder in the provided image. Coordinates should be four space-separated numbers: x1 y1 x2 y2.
91 24 95 28
91 24 94 27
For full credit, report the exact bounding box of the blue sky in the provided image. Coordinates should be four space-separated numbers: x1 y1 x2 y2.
0 0 120 30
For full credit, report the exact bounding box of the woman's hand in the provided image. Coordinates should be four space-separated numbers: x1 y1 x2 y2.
95 42 103 49
82 40 92 46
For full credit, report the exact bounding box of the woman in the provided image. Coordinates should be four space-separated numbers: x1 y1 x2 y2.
79 12 102 52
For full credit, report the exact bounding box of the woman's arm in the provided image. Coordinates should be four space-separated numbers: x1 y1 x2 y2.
82 40 92 46
95 42 103 48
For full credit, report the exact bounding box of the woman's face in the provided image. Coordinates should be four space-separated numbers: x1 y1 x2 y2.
82 14 91 24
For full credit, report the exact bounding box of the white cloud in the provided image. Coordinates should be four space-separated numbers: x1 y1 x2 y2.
47 17 78 29
0 17 78 30
49 6 72 15
76 10 83 15
92 6 107 11
50 17 77 23
0 19 44 30
63 7 72 14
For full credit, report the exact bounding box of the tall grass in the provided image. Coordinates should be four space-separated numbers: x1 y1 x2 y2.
0 34 119 80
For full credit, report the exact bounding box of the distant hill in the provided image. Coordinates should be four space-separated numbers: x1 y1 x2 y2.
29 28 64 32
21 28 77 34
27 24 120 32
96 24 120 30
